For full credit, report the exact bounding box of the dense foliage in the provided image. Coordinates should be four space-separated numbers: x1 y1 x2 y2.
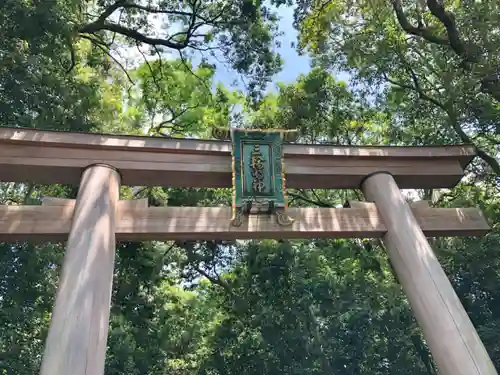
1 0 499 374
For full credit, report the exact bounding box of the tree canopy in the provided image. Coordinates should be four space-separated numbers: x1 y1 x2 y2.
1 1 499 374
296 0 500 177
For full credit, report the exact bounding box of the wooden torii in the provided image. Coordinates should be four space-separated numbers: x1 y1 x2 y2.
0 127 496 375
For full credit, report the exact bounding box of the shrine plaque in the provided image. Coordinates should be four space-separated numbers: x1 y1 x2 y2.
229 128 295 226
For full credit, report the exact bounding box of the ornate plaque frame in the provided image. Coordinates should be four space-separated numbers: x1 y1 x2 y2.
212 127 297 227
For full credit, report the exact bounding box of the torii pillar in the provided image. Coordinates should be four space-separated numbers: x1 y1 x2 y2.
40 164 120 375
362 172 497 375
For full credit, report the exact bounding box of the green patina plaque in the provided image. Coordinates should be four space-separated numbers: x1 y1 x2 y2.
213 127 296 226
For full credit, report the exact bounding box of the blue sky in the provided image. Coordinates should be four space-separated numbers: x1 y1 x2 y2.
208 6 350 93
211 6 312 92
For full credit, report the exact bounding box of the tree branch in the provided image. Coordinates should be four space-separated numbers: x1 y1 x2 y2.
288 191 332 207
120 3 194 17
178 50 212 92
65 35 77 73
80 21 190 49
96 0 126 23
193 265 234 295
79 0 232 52
382 72 445 110
80 35 135 88
425 0 470 60
446 112 500 176
391 0 448 46
392 0 500 103
384 71 500 176
23 183 35 204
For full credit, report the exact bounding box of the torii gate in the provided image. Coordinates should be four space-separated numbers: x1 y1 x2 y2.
0 127 496 375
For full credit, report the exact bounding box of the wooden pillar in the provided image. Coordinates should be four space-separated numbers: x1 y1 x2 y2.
40 164 120 375
361 172 497 375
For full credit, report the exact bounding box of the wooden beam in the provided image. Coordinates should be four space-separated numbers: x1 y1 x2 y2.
0 127 476 189
41 197 148 209
0 205 489 241
346 200 431 209
0 127 476 163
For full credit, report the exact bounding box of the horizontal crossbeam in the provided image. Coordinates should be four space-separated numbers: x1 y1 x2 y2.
0 203 489 241
0 127 476 189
